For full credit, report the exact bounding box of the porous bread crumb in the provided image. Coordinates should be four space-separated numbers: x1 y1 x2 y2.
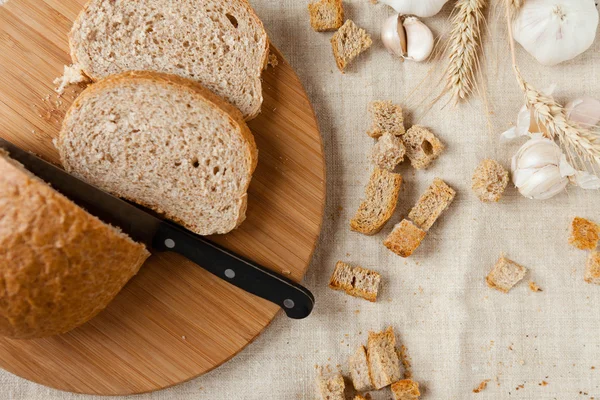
331 20 372 73
529 281 542 292
403 125 444 170
329 261 381 302
569 217 600 251
585 251 600 285
408 178 456 231
368 101 405 138
367 327 402 389
391 379 421 399
267 53 279 68
349 345 374 391
384 219 426 258
473 379 490 393
308 0 344 32
371 132 406 171
486 256 528 293
471 159 509 202
399 345 413 379
53 64 88 95
315 365 345 400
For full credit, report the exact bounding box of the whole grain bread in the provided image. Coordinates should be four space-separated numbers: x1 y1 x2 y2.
569 217 600 251
408 178 456 231
585 251 600 285
0 150 150 339
391 379 421 400
471 159 509 202
331 20 372 73
315 366 346 400
367 327 402 389
351 168 402 235
56 71 258 236
368 101 405 138
384 219 426 258
486 256 528 293
349 345 375 391
308 0 344 32
403 125 444 169
329 261 381 302
69 0 269 120
371 132 406 171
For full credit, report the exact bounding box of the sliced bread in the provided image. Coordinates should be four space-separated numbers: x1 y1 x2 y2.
69 0 269 120
329 261 381 302
0 150 150 339
331 20 372 73
569 217 600 251
486 256 528 293
56 71 258 236
349 345 375 391
384 219 426 258
391 379 421 400
308 0 344 32
367 327 402 389
408 178 455 231
315 366 346 400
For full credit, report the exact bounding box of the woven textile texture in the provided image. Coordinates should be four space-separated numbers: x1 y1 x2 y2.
3 1 600 399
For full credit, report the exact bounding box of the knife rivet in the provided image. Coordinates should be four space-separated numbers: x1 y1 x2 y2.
224 269 235 279
164 239 176 249
283 299 295 309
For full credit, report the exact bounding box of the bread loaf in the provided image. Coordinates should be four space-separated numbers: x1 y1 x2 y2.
57 72 258 236
69 0 269 119
0 150 150 339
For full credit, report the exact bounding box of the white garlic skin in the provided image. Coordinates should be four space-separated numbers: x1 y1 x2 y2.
381 14 433 62
565 96 600 127
511 136 570 200
403 17 434 62
513 0 599 66
379 0 449 17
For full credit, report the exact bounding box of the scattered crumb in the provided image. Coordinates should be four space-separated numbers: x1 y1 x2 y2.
181 335 186 340
473 379 490 393
399 345 413 379
592 366 596 370
515 384 525 390
529 281 542 292
53 64 89 94
268 53 279 68
354 309 360 314
539 381 548 386
281 269 292 275
519 360 525 365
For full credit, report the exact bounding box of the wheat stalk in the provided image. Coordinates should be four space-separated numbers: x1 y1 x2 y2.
443 0 487 103
505 0 600 174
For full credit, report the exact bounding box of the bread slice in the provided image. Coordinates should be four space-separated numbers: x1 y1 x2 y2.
349 345 375 391
350 168 402 235
367 327 402 389
331 20 372 73
585 251 600 285
368 101 405 138
56 71 258 236
486 256 528 293
69 0 269 120
408 178 455 231
403 125 444 170
329 261 381 302
0 150 150 339
371 132 406 171
315 366 345 400
471 159 509 202
391 379 421 400
384 219 426 258
569 217 600 251
308 0 344 32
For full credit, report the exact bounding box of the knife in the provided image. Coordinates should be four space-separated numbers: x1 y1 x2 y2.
0 138 314 319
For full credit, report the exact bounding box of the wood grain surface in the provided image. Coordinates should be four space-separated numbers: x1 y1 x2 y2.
0 0 325 395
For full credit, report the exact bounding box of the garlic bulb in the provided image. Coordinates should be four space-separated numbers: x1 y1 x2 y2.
513 0 599 66
379 0 449 17
381 14 434 62
511 135 571 200
565 96 600 127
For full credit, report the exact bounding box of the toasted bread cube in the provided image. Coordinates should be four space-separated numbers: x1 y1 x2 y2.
315 366 345 400
569 217 600 251
403 125 444 169
331 20 372 73
384 219 426 258
351 168 402 235
486 256 528 293
371 132 406 171
408 178 456 231
349 345 374 391
329 261 381 302
471 159 509 202
585 251 600 285
368 101 405 138
391 379 421 400
308 0 344 32
367 327 401 389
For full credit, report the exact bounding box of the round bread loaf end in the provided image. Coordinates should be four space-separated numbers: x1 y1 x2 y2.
0 150 150 339
57 71 258 236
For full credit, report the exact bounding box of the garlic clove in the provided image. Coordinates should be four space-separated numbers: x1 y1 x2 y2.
402 16 434 62
513 0 599 66
379 0 449 18
381 14 406 58
572 171 600 189
565 96 600 127
517 165 568 200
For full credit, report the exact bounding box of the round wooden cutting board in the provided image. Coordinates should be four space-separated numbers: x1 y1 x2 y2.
0 0 325 395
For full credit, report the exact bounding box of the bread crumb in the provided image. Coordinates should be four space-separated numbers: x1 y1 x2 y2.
54 64 89 95
539 381 548 386
529 281 542 292
399 345 413 379
267 53 279 68
181 335 186 340
473 379 490 393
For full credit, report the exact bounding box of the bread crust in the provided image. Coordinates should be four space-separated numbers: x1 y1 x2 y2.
69 0 270 120
0 151 150 339
58 71 258 234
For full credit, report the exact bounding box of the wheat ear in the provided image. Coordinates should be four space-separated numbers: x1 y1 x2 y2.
505 0 600 173
443 0 487 103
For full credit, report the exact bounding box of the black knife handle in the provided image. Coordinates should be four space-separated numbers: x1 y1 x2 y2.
152 222 315 319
